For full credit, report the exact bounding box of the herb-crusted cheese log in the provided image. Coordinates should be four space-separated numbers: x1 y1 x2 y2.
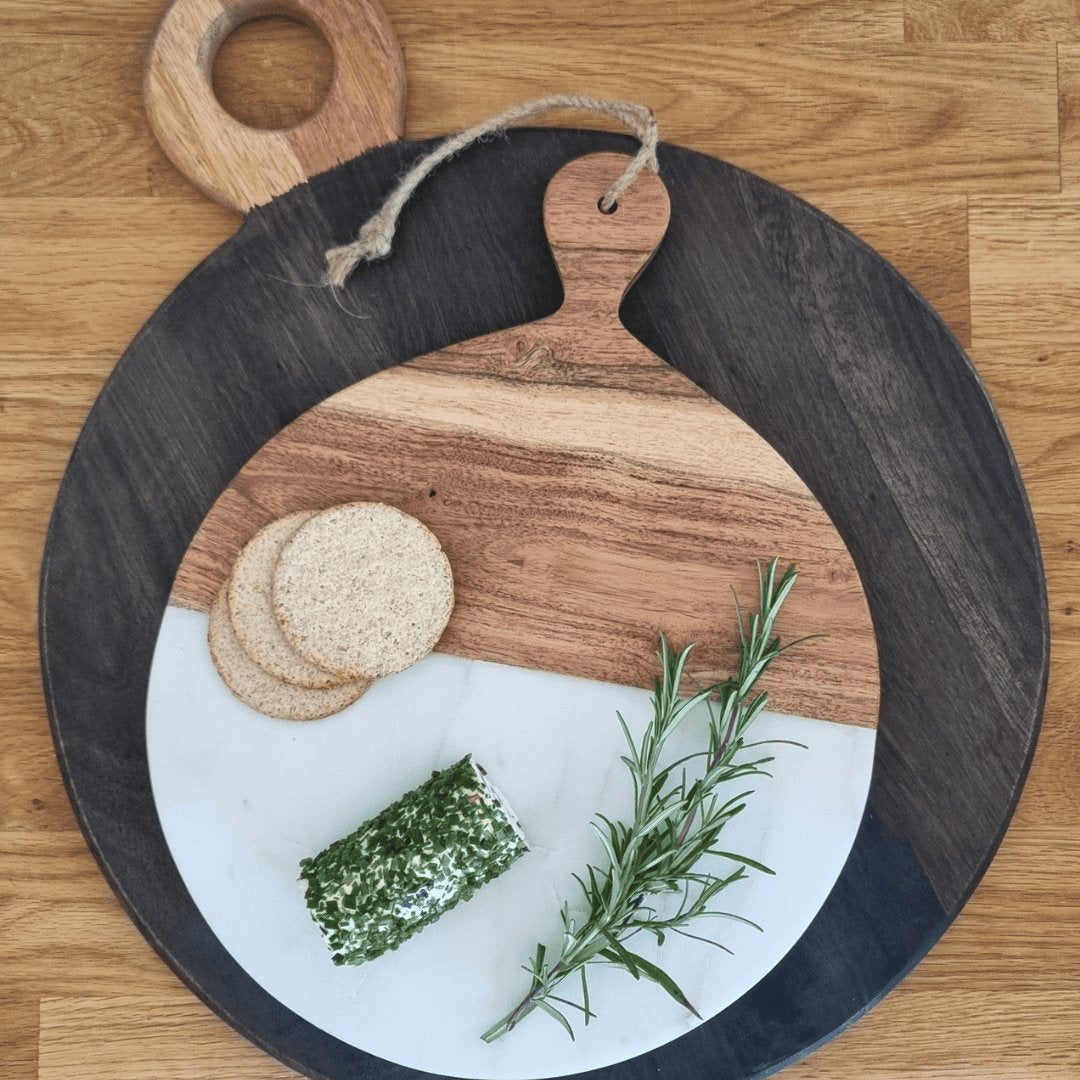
300 756 528 965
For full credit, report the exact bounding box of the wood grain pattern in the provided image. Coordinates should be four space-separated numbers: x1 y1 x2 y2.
37 992 298 1080
3 1 1077 1078
171 154 878 728
0 899 181 995
0 201 234 355
0 39 194 199
0 984 38 1080
2 0 905 42
2 34 1060 199
400 43 1058 195
970 196 1080 349
1059 46 1080 191
0 354 108 833
968 194 1080 730
873 822 1080 990
0 832 117 901
386 0 907 43
1019 642 1080 821
177 369 879 724
0 724 73 832
905 0 1080 41
144 0 405 210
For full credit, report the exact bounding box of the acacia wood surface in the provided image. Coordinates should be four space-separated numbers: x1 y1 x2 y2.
2 2 1078 1079
171 154 878 728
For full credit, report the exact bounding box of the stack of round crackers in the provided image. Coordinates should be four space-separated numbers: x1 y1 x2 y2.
208 503 454 720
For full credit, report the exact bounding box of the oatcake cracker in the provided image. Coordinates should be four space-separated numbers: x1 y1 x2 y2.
228 512 347 689
273 503 454 679
209 584 368 721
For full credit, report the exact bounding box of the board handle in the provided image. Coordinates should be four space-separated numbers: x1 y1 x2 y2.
543 152 671 322
144 0 405 213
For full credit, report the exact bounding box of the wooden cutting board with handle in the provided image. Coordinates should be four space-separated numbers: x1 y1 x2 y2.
169 148 880 729
37 0 1047 1076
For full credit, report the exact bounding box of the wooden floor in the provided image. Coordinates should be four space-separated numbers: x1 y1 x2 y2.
2 1 1079 1076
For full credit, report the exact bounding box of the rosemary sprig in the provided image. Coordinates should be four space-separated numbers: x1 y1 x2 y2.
481 559 800 1043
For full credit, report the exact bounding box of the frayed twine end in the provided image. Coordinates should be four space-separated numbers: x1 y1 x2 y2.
324 219 395 288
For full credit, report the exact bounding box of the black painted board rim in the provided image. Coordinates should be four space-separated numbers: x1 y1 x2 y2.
39 129 1048 1080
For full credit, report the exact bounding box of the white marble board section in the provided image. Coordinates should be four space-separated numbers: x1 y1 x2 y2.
147 605 875 1080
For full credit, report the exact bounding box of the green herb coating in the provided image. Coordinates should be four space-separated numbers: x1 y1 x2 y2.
300 755 528 965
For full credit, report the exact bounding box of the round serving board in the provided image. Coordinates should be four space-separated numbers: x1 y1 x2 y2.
143 152 882 1078
40 1 1047 1075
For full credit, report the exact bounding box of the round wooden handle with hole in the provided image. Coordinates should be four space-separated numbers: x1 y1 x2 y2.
144 0 405 213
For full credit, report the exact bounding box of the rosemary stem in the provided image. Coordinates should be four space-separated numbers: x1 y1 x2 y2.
484 959 572 1041
712 704 742 769
481 561 798 1044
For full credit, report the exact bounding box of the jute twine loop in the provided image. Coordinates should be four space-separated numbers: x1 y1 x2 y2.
325 95 660 287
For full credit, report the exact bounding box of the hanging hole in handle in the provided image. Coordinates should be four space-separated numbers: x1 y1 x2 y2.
597 196 618 215
213 13 333 130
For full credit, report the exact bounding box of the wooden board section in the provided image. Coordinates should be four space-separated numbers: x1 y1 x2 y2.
0 202 232 357
6 0 1076 1077
173 361 877 726
0 985 37 1080
171 154 878 729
